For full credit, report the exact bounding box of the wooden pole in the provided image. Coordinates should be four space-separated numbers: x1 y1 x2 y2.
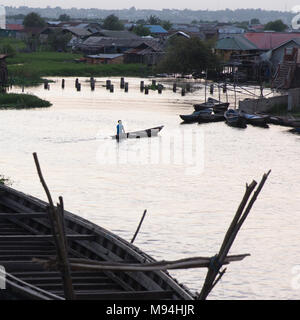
32 153 75 300
131 210 147 244
198 171 271 300
205 69 208 103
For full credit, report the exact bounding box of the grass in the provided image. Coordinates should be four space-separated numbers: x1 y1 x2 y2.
0 93 52 109
268 103 300 117
7 51 152 86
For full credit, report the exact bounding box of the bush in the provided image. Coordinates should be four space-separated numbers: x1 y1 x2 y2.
0 93 52 109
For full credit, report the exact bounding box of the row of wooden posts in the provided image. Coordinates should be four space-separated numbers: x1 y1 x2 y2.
42 78 205 97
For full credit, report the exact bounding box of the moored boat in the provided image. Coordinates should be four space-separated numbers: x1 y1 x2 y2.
240 111 269 127
194 98 229 113
112 126 164 139
180 109 212 123
197 113 225 124
224 109 247 128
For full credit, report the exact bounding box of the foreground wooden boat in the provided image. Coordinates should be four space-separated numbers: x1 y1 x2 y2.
224 109 247 128
112 126 164 140
0 184 194 300
0 152 271 301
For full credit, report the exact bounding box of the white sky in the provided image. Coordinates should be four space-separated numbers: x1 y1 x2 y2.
1 0 300 11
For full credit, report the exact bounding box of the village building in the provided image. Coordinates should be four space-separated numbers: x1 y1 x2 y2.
83 53 124 64
124 41 165 65
144 25 168 37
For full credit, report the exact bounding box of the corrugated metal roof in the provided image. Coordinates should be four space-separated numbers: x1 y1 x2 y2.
144 25 168 34
215 35 258 51
86 53 123 59
97 29 139 39
6 24 24 31
244 32 300 50
80 37 163 51
64 27 91 37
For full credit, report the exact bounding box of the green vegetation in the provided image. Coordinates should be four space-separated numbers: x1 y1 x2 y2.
264 20 287 32
0 38 26 56
0 175 12 186
132 25 151 36
23 12 46 28
157 37 219 76
102 14 124 30
59 14 71 21
0 93 52 109
7 51 151 86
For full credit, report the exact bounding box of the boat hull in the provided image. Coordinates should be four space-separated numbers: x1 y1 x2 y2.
112 126 164 139
0 184 194 300
224 110 247 128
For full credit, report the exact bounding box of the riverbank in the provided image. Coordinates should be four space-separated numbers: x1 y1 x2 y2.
7 52 152 86
0 93 52 109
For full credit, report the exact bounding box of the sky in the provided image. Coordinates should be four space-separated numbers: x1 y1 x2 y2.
1 0 300 12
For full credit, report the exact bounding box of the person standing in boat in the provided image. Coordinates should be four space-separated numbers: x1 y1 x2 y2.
116 120 125 138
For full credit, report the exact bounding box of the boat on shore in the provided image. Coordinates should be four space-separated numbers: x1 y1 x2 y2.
0 183 194 300
240 111 269 127
180 109 212 123
112 126 164 140
194 98 229 113
224 109 247 128
197 113 225 124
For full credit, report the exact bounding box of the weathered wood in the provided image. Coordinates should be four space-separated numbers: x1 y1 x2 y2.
56 197 76 299
0 234 96 241
35 254 249 272
32 153 75 299
0 212 46 219
53 290 174 300
198 171 271 300
131 209 147 244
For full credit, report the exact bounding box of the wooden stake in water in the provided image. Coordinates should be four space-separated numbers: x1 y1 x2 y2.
205 69 208 103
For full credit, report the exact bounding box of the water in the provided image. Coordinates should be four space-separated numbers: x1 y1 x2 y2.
1 77 300 299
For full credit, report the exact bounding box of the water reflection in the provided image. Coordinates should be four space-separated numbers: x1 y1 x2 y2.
1 77 299 299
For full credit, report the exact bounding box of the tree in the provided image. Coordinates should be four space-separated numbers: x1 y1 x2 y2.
59 14 71 21
264 20 287 32
132 25 151 37
157 37 219 75
102 14 124 30
23 12 46 28
250 18 260 25
48 30 72 51
147 15 161 25
161 20 173 31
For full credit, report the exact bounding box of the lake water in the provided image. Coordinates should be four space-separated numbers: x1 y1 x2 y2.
1 77 300 299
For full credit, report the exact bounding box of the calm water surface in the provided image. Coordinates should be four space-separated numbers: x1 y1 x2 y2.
1 77 300 299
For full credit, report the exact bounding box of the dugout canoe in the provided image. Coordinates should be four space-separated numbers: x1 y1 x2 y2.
0 184 194 300
111 126 164 140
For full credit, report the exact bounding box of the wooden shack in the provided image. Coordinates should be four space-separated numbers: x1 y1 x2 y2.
84 53 124 64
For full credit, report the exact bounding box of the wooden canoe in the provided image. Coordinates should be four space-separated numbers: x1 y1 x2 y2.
112 126 164 140
224 109 247 128
0 184 194 300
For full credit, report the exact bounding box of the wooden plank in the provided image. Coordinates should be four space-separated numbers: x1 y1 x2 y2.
15 276 111 284
33 283 121 291
58 290 174 300
0 213 46 219
0 235 96 241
